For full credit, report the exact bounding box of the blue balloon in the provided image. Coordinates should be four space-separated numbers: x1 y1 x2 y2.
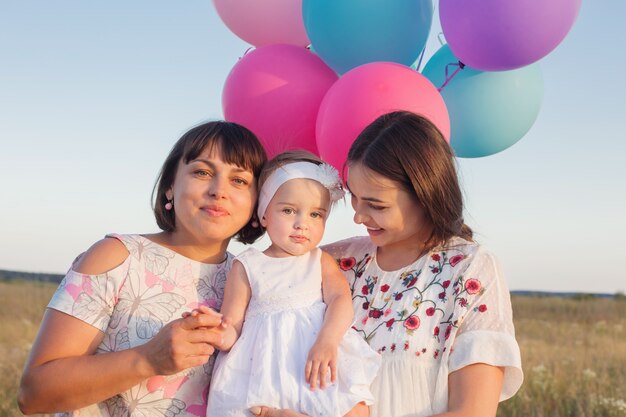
303 0 433 75
422 45 543 158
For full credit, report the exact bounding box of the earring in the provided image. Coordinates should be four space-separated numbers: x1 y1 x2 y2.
165 199 173 211
251 220 259 228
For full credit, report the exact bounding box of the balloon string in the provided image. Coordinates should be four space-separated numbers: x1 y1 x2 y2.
239 47 254 60
438 61 465 92
415 47 427 72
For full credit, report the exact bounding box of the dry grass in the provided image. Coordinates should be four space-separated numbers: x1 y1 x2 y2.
1 282 625 416
0 281 56 417
498 295 626 417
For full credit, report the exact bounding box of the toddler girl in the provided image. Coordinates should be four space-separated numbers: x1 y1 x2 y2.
206 151 380 417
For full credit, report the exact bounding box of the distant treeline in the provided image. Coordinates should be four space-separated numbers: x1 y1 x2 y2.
0 269 64 283
0 269 623 300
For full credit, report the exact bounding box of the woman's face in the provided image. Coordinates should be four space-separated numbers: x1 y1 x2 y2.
346 162 432 253
166 146 257 245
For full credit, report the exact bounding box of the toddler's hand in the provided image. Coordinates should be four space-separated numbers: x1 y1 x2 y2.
304 340 338 391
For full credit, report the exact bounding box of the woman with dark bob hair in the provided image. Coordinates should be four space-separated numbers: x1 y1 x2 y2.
18 121 267 416
252 112 522 417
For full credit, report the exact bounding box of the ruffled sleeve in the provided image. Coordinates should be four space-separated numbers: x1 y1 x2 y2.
47 256 130 333
448 248 523 401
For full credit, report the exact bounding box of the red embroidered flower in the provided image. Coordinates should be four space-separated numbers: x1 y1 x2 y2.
383 308 392 317
361 285 369 295
339 257 356 270
445 325 452 340
438 291 446 300
386 318 395 328
362 301 370 310
449 254 464 267
369 309 383 319
404 341 409 350
433 326 440 336
434 349 439 359
404 315 420 330
391 343 396 352
407 277 417 287
431 254 441 261
478 304 488 312
459 298 468 307
381 284 390 293
395 293 403 301
442 280 450 288
426 307 435 316
464 278 481 295
431 267 439 273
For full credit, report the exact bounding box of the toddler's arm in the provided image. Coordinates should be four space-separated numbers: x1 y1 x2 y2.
214 260 252 351
305 251 354 390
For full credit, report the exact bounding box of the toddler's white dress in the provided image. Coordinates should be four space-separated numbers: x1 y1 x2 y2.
207 247 380 417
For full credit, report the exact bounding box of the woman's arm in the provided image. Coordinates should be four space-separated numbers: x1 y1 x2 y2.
431 363 505 417
305 251 354 390
18 238 222 414
213 260 252 351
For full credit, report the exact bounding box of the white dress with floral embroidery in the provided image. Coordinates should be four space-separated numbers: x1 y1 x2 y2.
47 234 231 417
324 236 523 417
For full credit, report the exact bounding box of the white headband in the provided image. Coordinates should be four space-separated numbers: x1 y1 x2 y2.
257 161 345 220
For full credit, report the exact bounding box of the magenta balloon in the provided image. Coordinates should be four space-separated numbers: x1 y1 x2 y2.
213 0 309 47
223 44 338 158
316 62 449 171
440 0 581 71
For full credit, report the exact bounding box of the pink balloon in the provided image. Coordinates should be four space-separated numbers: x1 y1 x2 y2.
223 44 338 158
440 0 581 71
316 62 450 171
213 0 309 47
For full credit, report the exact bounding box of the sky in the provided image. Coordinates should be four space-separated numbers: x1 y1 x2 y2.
1 1 624 293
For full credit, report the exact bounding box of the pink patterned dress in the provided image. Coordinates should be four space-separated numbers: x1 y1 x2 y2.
47 234 232 417
324 236 523 417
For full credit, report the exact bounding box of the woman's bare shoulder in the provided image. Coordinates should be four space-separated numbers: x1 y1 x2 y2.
72 237 130 275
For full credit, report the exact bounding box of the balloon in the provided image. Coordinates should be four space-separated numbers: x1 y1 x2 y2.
422 45 543 158
213 0 309 47
316 62 450 171
440 0 581 71
303 0 433 74
223 44 338 158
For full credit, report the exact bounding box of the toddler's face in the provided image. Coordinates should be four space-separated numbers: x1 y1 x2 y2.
261 178 330 257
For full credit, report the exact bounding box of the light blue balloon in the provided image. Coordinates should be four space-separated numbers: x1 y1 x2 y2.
303 0 433 75
422 45 544 158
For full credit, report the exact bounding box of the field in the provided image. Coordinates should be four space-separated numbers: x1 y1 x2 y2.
1 280 625 417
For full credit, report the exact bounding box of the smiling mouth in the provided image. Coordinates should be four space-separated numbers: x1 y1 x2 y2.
202 206 229 217
290 235 309 243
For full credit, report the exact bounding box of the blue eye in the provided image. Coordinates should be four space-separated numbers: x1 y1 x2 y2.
282 208 294 215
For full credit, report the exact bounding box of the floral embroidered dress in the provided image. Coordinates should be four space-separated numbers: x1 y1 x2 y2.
47 234 231 417
324 236 523 417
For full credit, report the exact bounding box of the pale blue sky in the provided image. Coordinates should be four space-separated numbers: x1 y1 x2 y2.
1 1 624 293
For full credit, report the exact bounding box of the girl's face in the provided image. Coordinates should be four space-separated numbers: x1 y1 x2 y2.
347 162 432 254
167 146 257 245
261 178 329 257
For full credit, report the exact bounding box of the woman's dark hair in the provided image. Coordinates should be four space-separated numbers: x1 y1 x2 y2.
152 120 267 244
347 111 472 251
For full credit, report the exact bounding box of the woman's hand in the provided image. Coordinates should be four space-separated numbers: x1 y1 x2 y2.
249 406 309 417
138 308 224 375
304 339 338 390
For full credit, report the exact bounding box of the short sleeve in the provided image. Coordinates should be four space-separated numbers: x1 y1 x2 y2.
47 258 130 333
448 249 523 401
